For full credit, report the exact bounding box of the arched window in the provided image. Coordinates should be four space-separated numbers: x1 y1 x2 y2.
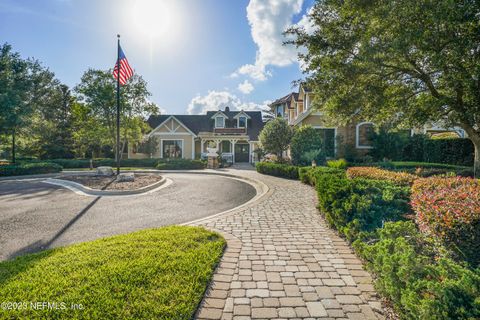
355 122 375 149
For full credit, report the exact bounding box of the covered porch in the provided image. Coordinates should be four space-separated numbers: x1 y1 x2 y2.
197 133 259 164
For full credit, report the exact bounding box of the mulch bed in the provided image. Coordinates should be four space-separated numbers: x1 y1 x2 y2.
61 173 162 191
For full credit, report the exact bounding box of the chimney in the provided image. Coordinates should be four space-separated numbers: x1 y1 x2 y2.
224 106 230 112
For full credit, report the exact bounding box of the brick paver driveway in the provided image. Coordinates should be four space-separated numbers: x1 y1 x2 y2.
192 168 384 320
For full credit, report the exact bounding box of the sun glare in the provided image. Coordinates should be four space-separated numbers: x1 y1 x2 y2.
132 0 181 43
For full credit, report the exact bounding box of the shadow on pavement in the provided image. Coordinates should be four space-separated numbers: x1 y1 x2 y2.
6 196 101 260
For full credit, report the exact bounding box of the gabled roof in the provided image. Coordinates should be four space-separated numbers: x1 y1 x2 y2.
233 111 251 119
269 92 299 109
147 115 211 135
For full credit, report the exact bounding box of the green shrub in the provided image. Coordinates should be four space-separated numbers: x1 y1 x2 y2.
155 159 205 170
347 167 417 186
21 158 161 169
354 221 480 320
315 172 410 241
290 125 326 166
326 158 348 169
298 166 345 186
255 162 299 179
0 162 62 176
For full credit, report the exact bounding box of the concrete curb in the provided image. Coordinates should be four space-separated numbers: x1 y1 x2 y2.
43 175 169 197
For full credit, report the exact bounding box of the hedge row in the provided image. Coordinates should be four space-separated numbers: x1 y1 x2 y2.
309 168 411 241
354 221 480 319
255 162 300 179
307 167 480 319
411 177 480 267
0 163 62 176
43 158 160 168
347 167 417 186
156 159 205 170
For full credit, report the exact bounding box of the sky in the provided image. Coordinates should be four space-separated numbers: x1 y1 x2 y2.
0 0 315 115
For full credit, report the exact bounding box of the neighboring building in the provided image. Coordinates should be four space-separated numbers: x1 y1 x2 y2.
271 83 467 159
128 107 264 163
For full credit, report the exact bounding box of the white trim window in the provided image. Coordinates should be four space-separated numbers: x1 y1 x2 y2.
238 116 247 128
215 116 225 128
162 140 183 158
355 122 375 149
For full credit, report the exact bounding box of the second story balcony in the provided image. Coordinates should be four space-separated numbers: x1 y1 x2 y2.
213 127 246 135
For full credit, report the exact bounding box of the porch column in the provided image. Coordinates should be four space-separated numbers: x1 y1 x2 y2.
249 142 253 163
231 140 237 164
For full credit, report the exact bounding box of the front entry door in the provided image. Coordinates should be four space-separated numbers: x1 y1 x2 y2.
235 144 250 162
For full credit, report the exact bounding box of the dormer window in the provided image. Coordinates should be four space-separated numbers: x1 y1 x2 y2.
215 116 225 128
238 116 247 128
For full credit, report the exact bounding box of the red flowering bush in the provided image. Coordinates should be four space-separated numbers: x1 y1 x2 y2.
347 167 417 186
411 177 480 266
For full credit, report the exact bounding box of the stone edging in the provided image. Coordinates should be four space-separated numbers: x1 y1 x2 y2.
43 175 170 197
194 229 242 320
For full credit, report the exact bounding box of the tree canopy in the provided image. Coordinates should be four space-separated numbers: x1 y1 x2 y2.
259 118 293 160
288 0 480 174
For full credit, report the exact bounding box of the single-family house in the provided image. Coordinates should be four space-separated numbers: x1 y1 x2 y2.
128 107 264 163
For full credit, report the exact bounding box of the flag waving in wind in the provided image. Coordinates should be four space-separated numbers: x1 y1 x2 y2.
113 45 133 85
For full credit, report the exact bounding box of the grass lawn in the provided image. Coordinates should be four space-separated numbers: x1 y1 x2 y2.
0 226 225 319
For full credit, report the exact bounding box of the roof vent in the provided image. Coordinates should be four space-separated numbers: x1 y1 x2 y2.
224 106 230 112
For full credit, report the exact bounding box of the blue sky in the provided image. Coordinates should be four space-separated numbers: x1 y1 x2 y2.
0 0 314 114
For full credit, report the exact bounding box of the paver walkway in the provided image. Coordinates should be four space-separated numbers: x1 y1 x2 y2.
191 169 385 320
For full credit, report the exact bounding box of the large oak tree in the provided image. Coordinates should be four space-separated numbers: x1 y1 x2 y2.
288 0 480 175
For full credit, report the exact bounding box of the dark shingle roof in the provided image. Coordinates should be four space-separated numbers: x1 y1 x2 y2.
269 92 298 109
147 110 265 141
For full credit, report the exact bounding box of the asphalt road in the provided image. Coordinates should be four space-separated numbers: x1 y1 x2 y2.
0 173 256 261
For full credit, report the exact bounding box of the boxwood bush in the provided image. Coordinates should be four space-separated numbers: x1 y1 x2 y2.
155 159 205 170
0 162 62 176
255 162 299 179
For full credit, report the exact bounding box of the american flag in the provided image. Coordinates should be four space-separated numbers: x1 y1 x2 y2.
113 45 133 85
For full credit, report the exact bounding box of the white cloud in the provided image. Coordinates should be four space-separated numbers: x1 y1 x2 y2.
186 90 270 115
237 80 255 94
294 6 316 35
232 0 304 81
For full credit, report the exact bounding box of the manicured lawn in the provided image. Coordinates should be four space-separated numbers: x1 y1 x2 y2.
0 226 225 319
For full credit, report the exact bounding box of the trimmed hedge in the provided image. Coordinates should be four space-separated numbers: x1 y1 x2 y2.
155 159 205 170
354 221 480 319
314 169 410 241
298 166 345 186
0 162 62 176
347 167 417 186
255 162 299 179
45 158 160 168
411 177 480 267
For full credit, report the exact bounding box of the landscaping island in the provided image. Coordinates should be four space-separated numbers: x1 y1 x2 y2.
61 173 163 191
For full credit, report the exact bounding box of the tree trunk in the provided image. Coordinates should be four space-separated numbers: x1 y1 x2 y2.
11 128 16 164
473 139 480 178
459 124 480 178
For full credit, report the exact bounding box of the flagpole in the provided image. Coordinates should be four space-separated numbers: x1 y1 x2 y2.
116 34 121 176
